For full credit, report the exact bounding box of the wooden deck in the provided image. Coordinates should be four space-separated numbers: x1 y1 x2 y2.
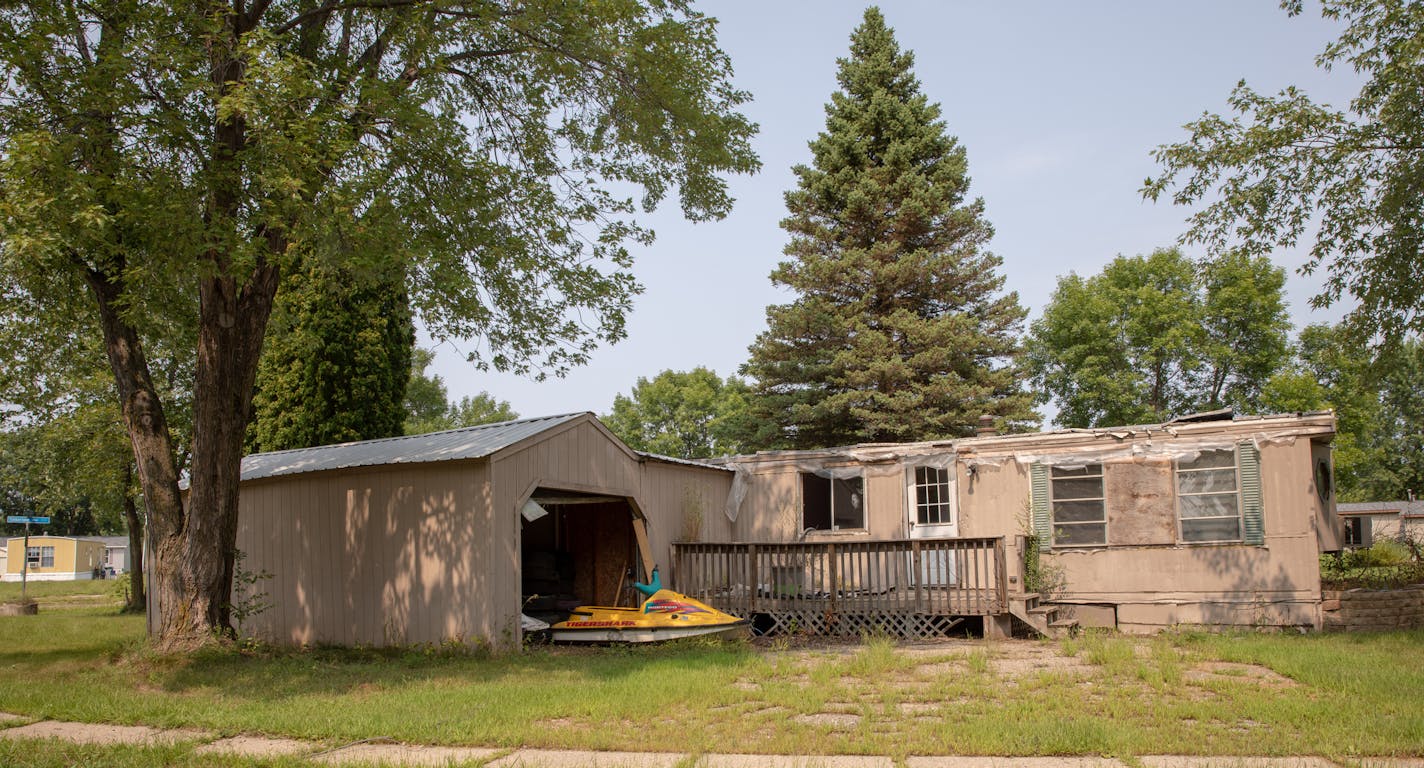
671 538 1008 637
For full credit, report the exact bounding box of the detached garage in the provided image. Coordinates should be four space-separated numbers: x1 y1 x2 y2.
203 413 733 649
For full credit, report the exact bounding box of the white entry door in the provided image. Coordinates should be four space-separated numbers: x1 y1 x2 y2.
907 465 958 585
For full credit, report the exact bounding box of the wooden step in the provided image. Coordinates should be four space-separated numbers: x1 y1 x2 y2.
1027 605 1057 616
1049 618 1080 630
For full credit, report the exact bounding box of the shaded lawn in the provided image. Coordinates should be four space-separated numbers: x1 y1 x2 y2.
0 609 1421 761
0 577 122 605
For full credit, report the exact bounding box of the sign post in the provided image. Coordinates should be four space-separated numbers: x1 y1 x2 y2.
6 516 51 602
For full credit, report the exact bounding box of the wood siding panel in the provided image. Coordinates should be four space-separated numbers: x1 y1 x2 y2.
236 461 488 648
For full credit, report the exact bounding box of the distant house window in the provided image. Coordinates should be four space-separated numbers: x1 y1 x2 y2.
26 546 54 569
914 466 953 525
1177 449 1242 543
1050 465 1106 546
1343 517 1369 548
802 472 864 531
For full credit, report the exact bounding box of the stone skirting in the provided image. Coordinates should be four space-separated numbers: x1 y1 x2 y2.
1321 584 1424 631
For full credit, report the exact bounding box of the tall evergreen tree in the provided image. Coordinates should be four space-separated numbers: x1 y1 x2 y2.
741 7 1034 449
249 262 414 452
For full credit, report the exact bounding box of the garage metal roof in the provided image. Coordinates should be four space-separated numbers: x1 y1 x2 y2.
239 413 587 482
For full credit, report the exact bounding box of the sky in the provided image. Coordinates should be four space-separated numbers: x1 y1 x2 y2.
428 1 1364 424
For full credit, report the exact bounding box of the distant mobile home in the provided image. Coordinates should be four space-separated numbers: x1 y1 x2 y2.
3 536 107 582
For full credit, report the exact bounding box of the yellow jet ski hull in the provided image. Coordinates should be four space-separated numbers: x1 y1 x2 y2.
550 589 749 643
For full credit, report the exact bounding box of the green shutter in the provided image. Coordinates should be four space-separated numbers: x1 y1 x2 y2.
1030 462 1052 548
1238 442 1264 545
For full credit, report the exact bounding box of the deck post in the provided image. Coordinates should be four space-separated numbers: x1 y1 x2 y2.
911 540 923 613
827 543 837 613
994 537 1008 613
747 543 757 614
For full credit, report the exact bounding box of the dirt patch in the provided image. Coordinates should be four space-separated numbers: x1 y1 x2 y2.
313 743 503 766
744 706 789 717
195 735 316 758
791 712 861 729
0 720 212 746
913 662 961 678
732 680 760 691
1185 662 1298 688
897 702 939 714
991 649 1094 680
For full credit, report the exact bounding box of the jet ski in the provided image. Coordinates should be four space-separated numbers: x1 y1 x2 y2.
549 567 749 644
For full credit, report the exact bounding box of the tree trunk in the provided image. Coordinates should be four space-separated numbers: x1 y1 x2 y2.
157 268 280 645
123 464 145 614
82 267 187 642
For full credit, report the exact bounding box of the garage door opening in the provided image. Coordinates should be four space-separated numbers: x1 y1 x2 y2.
519 488 650 627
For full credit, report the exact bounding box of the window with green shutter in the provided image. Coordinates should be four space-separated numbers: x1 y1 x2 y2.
1175 443 1262 544
1029 463 1051 548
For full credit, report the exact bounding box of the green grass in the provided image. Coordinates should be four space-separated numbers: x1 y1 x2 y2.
0 576 126 609
0 609 1421 762
0 740 318 768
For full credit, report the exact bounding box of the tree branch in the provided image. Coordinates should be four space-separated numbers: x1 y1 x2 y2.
273 0 424 36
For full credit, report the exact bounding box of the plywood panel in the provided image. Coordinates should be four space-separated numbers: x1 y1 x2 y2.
1105 459 1175 546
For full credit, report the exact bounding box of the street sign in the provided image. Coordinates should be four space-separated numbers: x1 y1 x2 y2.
5 516 50 525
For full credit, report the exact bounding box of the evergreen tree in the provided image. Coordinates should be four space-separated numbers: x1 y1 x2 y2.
249 262 414 452
741 7 1034 449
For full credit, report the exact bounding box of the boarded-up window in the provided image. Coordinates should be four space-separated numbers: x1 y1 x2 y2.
802 473 864 531
1104 459 1177 546
914 466 952 525
1177 449 1242 542
1050 465 1106 546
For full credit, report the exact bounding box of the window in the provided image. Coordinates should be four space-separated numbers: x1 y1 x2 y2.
1050 464 1106 546
1343 517 1369 548
1177 449 1242 542
26 546 54 569
914 466 952 525
802 472 864 531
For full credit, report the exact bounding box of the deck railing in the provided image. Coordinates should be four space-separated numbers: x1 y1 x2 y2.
671 537 1007 618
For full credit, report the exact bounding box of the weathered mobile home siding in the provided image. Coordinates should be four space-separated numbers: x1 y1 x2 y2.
1312 440 1342 551
955 426 1333 631
235 461 491 647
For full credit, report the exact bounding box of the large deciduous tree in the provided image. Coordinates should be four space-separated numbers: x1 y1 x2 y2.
1144 0 1424 344
1026 248 1291 428
403 348 517 435
603 367 751 459
0 1 756 648
1263 324 1424 502
248 261 414 452
741 7 1034 450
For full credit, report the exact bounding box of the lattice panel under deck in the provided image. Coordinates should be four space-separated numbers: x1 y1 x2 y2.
755 610 965 640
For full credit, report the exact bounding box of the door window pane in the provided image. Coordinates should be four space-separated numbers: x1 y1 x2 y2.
914 466 952 525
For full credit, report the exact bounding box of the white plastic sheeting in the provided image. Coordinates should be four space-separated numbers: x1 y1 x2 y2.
719 429 1304 523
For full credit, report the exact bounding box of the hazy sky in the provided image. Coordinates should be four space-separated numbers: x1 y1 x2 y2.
428 1 1362 424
